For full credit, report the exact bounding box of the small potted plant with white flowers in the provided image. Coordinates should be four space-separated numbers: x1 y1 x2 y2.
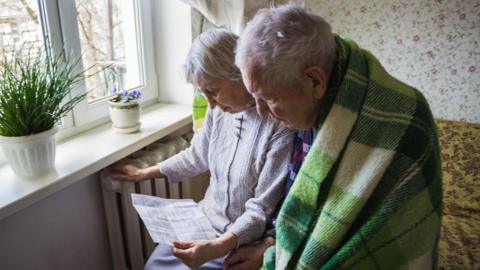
108 88 142 133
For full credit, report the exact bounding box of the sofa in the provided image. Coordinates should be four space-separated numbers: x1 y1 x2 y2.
436 119 480 269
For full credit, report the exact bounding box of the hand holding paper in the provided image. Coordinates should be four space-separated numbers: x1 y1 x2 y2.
172 232 238 269
131 194 217 245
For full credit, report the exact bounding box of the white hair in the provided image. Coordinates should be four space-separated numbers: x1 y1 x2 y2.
184 28 241 84
235 4 337 90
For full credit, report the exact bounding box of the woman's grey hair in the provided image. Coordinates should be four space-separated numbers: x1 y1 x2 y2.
184 28 242 84
235 4 337 90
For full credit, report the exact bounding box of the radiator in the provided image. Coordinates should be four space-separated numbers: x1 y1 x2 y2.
101 132 209 270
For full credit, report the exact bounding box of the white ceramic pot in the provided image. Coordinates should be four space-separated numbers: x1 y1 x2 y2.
0 127 57 178
109 101 141 133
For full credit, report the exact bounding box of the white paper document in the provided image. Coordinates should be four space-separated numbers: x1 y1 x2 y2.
131 194 218 245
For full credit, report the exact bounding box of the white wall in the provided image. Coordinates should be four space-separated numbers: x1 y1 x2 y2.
152 0 194 105
0 173 112 270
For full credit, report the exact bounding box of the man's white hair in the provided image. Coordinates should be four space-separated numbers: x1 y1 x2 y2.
235 4 336 90
184 28 241 84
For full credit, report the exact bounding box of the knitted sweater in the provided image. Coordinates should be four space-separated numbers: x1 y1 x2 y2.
160 106 295 246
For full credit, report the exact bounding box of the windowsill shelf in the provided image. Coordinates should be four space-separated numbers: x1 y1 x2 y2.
0 102 192 221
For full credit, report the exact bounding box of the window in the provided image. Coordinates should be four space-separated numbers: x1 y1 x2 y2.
59 0 157 127
0 0 157 133
75 0 143 101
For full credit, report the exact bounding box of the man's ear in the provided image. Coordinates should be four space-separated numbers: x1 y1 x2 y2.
304 66 327 100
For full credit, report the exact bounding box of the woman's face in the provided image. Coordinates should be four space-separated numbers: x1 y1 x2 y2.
194 77 255 113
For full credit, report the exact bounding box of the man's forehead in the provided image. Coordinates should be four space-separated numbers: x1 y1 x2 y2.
241 69 277 98
252 83 277 97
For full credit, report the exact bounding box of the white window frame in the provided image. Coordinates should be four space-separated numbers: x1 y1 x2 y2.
42 0 158 135
38 0 75 130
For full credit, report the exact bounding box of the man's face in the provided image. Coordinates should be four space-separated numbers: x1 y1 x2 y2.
241 72 320 129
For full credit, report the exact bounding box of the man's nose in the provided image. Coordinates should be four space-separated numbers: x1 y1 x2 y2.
255 99 270 117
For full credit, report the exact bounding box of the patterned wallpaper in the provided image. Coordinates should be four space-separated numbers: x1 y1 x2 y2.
305 0 480 123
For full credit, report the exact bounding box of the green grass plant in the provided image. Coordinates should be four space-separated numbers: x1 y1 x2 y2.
0 47 93 137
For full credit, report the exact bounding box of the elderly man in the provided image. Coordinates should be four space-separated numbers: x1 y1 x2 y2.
225 4 442 270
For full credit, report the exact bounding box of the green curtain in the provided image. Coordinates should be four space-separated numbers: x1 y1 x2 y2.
190 9 214 132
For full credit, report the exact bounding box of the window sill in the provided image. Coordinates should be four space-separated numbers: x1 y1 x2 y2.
0 102 192 221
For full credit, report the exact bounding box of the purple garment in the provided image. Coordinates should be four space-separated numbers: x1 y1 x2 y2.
286 128 314 194
145 244 225 270
270 129 314 223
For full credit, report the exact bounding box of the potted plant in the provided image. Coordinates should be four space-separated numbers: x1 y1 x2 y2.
0 48 91 178
108 88 142 133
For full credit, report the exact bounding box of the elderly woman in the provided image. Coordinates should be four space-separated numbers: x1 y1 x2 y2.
228 5 442 270
112 28 294 270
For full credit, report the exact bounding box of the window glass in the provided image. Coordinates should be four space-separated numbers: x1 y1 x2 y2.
75 0 143 101
0 0 43 56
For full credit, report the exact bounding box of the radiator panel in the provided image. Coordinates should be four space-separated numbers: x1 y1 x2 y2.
101 133 209 270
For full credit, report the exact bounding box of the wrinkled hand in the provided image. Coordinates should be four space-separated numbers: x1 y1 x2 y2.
173 240 222 269
110 162 146 182
223 237 274 270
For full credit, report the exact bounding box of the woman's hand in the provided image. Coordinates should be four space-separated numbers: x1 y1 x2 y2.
110 163 162 182
173 232 238 269
223 236 275 270
172 240 221 269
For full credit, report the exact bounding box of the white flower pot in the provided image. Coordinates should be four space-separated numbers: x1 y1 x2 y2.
109 101 141 133
0 127 57 178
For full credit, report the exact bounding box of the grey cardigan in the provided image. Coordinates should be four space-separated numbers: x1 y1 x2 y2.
159 107 294 246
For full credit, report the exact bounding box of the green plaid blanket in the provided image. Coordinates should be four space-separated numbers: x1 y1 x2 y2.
264 36 442 269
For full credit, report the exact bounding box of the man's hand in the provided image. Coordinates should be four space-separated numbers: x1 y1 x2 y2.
223 236 275 270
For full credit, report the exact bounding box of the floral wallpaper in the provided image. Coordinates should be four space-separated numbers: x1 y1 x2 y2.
305 0 480 123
